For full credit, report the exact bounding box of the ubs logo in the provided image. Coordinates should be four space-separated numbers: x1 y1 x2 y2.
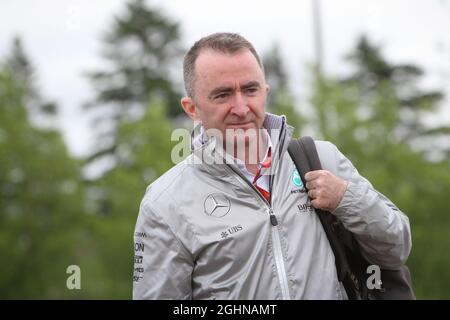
204 193 231 218
221 225 243 239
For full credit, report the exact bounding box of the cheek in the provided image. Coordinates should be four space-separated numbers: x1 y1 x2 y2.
214 104 233 116
250 96 267 115
200 105 229 127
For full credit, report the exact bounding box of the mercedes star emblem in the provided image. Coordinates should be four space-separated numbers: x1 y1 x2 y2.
204 193 231 217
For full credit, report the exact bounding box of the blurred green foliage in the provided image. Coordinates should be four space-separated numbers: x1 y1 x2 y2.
1 0 449 300
0 70 85 298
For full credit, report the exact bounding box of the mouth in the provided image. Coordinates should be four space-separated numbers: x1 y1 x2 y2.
226 122 254 129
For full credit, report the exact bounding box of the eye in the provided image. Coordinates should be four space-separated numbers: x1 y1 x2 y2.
245 87 259 95
214 92 229 100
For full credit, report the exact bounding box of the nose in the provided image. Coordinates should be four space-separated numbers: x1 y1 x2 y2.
230 92 249 118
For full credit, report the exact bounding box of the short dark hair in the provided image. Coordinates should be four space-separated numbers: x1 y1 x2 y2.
183 32 264 97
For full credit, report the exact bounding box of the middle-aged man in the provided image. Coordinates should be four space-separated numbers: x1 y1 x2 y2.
132 32 412 299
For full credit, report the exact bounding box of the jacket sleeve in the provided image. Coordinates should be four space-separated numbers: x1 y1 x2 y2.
322 142 412 270
132 198 194 299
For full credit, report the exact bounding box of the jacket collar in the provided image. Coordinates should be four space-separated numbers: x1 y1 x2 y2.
188 113 293 177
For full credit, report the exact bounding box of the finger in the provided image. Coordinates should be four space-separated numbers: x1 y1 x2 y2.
308 189 315 199
305 180 319 190
310 198 320 209
311 198 329 210
305 170 323 181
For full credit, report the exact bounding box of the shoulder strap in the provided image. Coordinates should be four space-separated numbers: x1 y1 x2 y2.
288 137 416 300
287 136 357 297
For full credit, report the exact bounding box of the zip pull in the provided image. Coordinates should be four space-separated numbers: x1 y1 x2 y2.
268 209 278 226
270 214 278 226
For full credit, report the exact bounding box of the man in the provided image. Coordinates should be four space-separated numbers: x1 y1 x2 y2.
132 32 411 299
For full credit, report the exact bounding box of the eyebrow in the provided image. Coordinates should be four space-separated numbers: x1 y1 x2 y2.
208 81 262 99
208 86 233 99
241 81 261 90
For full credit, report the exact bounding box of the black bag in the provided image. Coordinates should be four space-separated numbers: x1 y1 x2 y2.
287 136 415 300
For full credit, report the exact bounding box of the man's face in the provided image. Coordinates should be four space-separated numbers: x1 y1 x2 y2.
181 49 268 141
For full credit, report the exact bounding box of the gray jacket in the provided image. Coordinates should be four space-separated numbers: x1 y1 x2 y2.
132 113 412 300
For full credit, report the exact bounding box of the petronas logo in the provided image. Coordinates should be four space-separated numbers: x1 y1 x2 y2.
292 169 303 188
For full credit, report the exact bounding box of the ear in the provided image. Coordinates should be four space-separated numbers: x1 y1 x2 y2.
265 84 270 94
181 96 201 121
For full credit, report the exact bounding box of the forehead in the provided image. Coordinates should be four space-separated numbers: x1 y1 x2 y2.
194 49 264 88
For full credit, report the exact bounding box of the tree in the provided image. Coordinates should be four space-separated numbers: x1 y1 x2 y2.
85 0 184 164
4 37 57 122
340 35 449 159
80 0 187 297
0 69 86 298
263 44 304 136
306 35 450 299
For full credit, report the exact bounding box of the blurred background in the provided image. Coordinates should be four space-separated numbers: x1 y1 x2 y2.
0 0 449 299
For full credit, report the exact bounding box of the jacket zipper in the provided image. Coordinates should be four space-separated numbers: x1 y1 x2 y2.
269 117 291 299
224 124 291 299
268 208 291 300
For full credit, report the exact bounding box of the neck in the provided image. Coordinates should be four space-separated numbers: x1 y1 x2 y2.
225 129 268 175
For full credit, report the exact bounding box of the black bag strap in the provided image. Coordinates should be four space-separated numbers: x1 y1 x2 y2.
288 136 358 298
